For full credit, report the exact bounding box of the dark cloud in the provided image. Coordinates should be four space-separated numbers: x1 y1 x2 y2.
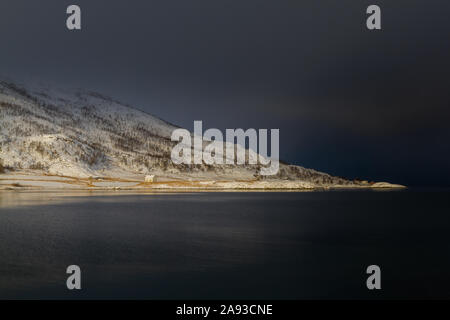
1 0 449 186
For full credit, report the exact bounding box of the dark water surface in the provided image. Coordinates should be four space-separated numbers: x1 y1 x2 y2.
0 190 449 299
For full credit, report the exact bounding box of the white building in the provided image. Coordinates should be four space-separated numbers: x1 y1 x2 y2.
144 175 157 183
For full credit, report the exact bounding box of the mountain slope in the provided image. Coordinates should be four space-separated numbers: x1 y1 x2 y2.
0 79 401 189
0 79 179 177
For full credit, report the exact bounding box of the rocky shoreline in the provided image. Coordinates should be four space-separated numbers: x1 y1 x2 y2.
0 172 406 191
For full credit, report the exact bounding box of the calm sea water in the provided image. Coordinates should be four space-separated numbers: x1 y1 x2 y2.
0 190 449 299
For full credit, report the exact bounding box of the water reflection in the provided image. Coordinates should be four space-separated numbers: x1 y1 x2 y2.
0 190 185 209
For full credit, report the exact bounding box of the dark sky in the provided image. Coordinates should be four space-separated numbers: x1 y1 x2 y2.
1 0 449 187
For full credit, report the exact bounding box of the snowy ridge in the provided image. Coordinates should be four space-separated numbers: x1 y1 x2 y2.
0 79 177 178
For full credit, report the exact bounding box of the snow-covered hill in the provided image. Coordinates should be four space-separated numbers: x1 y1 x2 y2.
0 78 402 189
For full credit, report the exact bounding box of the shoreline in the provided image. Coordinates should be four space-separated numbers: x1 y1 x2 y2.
0 172 406 192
